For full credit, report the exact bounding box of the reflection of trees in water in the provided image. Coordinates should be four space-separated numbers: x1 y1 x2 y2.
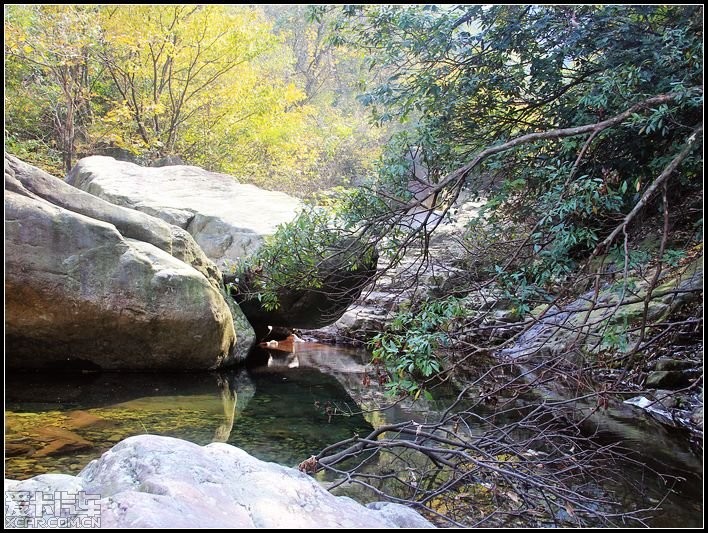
312 363 702 528
228 365 374 466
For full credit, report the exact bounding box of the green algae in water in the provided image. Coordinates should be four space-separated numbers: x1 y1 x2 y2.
5 402 226 479
4 361 373 479
4 345 703 527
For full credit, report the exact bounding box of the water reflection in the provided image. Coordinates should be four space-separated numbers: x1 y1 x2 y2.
213 372 254 443
3 343 703 527
4 344 379 478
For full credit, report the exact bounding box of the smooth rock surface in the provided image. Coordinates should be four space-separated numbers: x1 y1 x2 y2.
4 435 433 529
67 156 302 268
5 154 240 369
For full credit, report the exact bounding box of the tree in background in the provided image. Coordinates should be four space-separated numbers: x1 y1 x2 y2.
239 6 702 525
250 4 385 194
5 5 101 173
93 5 277 160
4 5 385 195
331 4 702 301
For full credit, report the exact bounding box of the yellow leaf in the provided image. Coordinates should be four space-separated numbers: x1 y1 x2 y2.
23 44 33 54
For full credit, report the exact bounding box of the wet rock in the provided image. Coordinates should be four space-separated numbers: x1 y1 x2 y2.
33 440 93 458
66 411 114 430
5 443 35 457
33 427 93 457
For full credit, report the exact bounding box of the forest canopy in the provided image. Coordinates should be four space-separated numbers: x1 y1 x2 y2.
332 3 703 299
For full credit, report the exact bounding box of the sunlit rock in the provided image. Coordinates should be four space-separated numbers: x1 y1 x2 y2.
67 155 302 268
5 435 434 528
5 154 241 369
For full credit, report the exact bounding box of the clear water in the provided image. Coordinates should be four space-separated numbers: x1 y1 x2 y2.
4 343 703 527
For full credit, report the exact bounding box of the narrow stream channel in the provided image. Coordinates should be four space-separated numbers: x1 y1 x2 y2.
4 343 702 527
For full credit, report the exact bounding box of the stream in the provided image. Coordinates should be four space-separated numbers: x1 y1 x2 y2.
4 342 702 527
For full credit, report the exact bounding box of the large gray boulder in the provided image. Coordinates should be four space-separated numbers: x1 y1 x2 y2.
5 154 244 369
6 155 222 288
67 156 302 268
65 156 381 340
4 435 433 528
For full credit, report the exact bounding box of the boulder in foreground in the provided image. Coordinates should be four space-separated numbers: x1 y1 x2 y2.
4 435 433 529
